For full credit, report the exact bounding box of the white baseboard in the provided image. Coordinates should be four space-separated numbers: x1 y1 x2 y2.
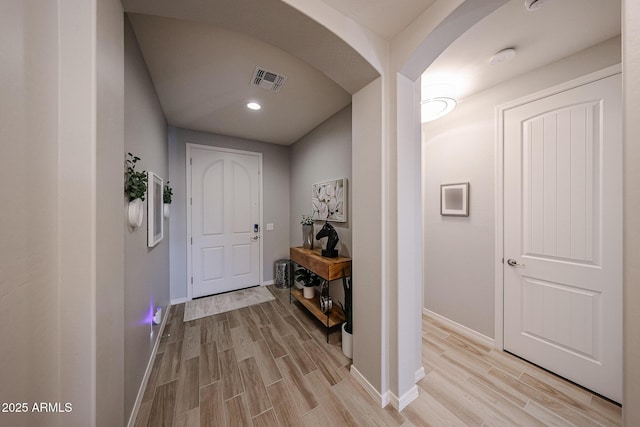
350 365 390 408
126 304 171 427
262 280 275 286
389 385 419 411
350 364 425 411
423 308 495 349
170 297 188 305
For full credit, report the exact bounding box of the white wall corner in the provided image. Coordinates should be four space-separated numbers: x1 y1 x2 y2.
423 308 495 349
381 390 391 408
415 366 426 383
170 297 188 305
396 71 423 409
389 384 420 411
126 306 170 427
494 101 505 350
350 365 390 408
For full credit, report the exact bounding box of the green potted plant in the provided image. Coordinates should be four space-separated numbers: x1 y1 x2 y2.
294 267 321 299
124 152 148 228
339 275 352 358
163 181 173 218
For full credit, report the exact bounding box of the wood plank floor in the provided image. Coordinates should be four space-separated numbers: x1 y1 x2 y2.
135 286 621 426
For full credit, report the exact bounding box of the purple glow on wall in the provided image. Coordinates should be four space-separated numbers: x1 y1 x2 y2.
140 301 155 326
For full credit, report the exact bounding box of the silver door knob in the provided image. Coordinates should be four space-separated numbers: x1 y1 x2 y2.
507 258 526 268
251 235 260 240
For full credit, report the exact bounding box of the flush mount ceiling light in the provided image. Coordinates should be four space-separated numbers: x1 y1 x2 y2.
490 48 517 65
247 102 261 110
525 0 547 11
421 97 457 123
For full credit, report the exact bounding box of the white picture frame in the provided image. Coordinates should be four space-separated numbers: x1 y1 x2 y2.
147 171 164 247
312 178 347 222
440 182 469 217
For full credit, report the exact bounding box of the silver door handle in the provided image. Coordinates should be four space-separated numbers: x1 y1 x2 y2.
251 235 260 241
507 258 526 268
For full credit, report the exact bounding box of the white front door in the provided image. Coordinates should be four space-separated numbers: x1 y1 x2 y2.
503 73 622 402
189 146 261 298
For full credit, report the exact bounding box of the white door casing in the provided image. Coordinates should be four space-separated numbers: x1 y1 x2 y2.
501 71 622 402
187 145 262 299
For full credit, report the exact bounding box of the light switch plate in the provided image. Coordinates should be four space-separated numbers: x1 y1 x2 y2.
266 223 274 231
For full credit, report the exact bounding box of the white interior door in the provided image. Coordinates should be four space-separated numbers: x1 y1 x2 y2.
189 146 261 298
503 73 622 402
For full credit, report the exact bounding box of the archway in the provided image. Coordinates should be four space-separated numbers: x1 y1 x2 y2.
396 0 640 418
394 0 507 409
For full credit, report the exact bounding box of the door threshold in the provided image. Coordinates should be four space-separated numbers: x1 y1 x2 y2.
192 284 260 300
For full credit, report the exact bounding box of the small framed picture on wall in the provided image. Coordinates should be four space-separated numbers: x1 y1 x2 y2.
147 171 164 247
440 182 469 217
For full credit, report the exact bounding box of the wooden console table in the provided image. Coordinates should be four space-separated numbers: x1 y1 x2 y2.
289 247 351 342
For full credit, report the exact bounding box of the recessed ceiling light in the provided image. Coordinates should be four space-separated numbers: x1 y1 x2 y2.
247 102 261 110
490 48 517 65
421 97 457 123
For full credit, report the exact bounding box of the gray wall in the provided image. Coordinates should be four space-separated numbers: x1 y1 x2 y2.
623 1 640 423
0 2 62 426
124 17 170 419
289 105 352 307
1 1 127 426
289 105 352 256
97 1 125 424
352 79 383 391
168 127 290 302
422 37 621 338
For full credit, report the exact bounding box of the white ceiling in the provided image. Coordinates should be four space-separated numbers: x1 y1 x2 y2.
123 0 391 145
128 14 352 145
319 0 436 40
421 0 621 102
123 0 620 145
123 0 382 94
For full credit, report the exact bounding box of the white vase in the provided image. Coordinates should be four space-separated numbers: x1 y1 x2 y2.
128 198 144 228
163 203 170 218
303 286 314 299
342 323 353 359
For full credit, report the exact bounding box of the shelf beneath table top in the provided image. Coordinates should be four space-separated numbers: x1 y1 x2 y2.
290 287 345 328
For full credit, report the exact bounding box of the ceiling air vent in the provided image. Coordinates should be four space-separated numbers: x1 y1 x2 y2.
251 66 287 92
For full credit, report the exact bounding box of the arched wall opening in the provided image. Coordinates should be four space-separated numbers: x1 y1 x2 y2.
393 0 508 408
269 1 640 417
395 0 640 420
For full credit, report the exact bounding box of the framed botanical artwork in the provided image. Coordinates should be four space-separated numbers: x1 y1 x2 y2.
147 171 164 247
440 182 469 217
312 178 347 222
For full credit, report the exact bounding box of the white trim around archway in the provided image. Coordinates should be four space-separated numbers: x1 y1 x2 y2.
394 0 509 410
